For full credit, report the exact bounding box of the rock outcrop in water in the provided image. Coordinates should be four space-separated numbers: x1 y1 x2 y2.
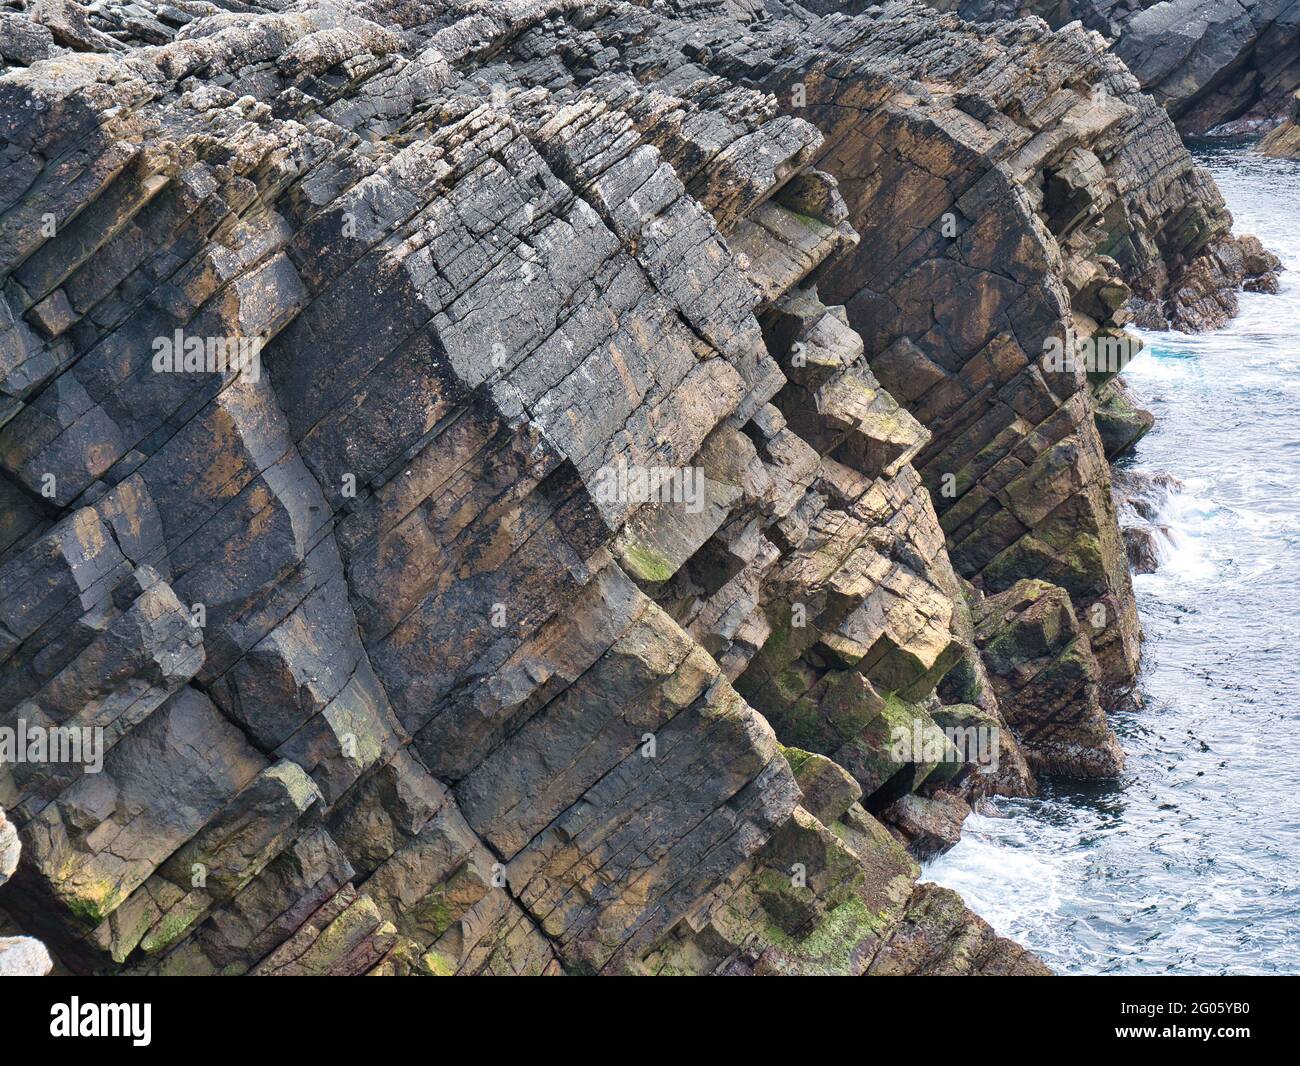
1260 91 1300 156
916 0 1300 136
0 0 1272 976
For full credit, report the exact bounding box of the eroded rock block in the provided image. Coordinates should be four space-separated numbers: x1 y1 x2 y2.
973 578 1124 777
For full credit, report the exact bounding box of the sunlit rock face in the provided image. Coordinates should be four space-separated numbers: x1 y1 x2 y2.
914 0 1300 137
0 0 1267 976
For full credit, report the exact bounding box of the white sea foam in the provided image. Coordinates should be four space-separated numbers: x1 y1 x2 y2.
921 814 1068 943
922 149 1300 974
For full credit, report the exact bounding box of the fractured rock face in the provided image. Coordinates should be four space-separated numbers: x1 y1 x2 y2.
918 0 1300 137
972 578 1124 777
1113 0 1300 136
0 0 1265 976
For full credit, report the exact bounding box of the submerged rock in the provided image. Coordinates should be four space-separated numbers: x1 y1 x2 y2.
1123 525 1162 574
1112 467 1182 576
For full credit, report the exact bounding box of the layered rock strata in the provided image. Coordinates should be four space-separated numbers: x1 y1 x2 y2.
0 0 1269 975
914 0 1300 136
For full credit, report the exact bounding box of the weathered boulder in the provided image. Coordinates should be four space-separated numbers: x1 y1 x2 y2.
0 805 17 885
0 805 54 974
0 933 53 975
880 790 973 859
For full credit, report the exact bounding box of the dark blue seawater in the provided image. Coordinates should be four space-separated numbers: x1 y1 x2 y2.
923 147 1300 975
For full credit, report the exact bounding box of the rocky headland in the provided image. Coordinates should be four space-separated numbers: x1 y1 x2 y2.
0 0 1277 975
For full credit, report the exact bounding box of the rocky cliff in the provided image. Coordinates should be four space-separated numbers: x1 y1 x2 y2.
912 0 1300 135
0 0 1271 976
1260 90 1300 155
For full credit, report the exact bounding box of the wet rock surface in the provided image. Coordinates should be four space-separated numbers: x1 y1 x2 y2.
0 0 1266 975
1112 467 1179 575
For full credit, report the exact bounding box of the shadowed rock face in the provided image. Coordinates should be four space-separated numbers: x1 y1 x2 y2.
916 0 1300 135
0 0 1267 976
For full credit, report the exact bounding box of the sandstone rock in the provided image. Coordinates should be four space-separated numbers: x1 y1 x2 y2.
0 805 54 972
866 879 1052 974
1260 92 1300 158
0 806 17 885
1094 378 1155 458
932 696 1037 798
1114 0 1300 135
640 798 1045 974
783 747 863 825
881 790 973 859
1123 524 1162 574
30 0 121 54
0 13 55 66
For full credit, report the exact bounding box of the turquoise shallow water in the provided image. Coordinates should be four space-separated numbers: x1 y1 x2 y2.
922 147 1300 975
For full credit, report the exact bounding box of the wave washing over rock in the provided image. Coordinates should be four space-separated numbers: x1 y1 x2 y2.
0 0 1276 976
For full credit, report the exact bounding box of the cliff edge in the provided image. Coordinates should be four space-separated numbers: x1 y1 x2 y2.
0 0 1272 975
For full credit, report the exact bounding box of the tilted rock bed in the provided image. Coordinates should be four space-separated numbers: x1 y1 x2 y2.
916 0 1300 137
1260 91 1300 158
0 0 1273 975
